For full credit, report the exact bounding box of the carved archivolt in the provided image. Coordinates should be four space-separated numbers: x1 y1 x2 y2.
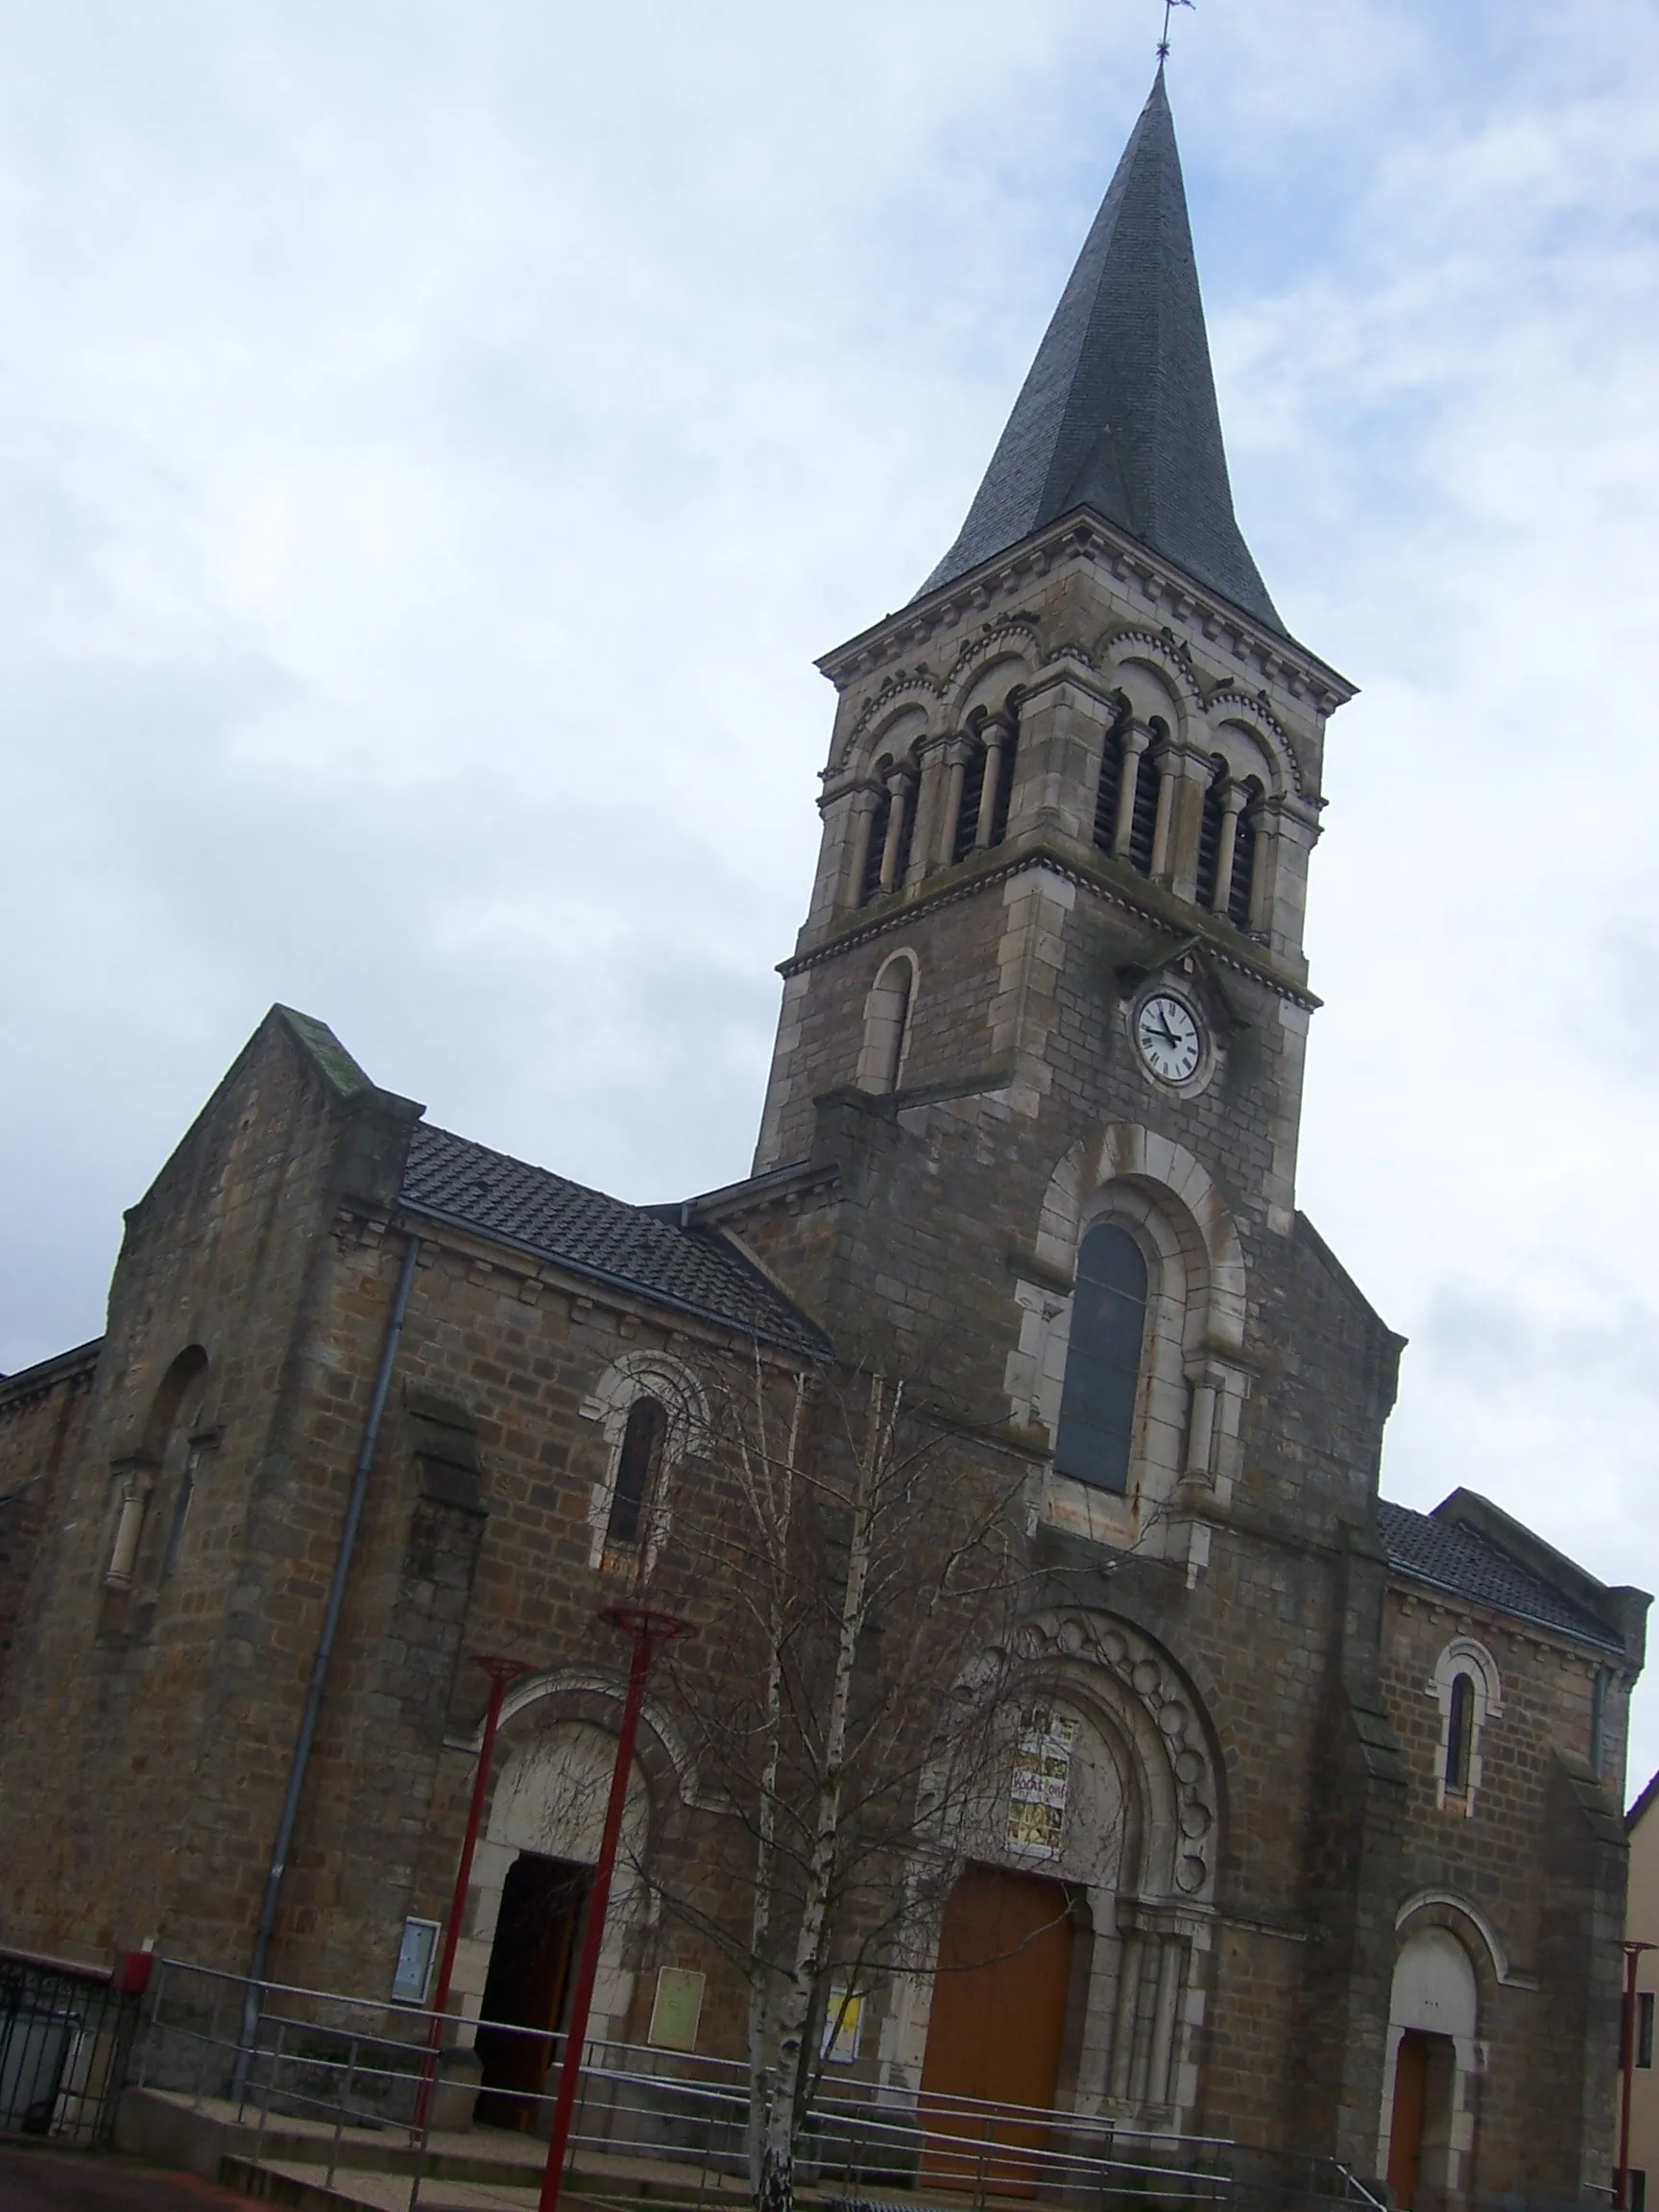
1002 1609 1221 1904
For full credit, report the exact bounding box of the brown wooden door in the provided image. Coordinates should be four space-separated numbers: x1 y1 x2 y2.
920 1864 1074 2194
1387 2032 1430 2210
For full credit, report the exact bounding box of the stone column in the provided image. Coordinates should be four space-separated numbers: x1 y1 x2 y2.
1211 782 1249 916
105 1455 157 1589
974 715 1012 848
1148 747 1178 879
878 769 911 893
906 740 950 888
1112 725 1151 858
934 735 974 868
1146 1936 1188 2107
1108 1929 1146 2103
1165 748 1216 904
841 785 880 910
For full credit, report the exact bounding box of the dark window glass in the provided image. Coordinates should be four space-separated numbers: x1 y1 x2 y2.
1094 716 1127 854
1227 781 1262 929
1053 1224 1148 1496
1126 725 1164 875
1195 757 1229 908
954 739 988 860
861 786 891 903
1640 1993 1655 2070
1632 2170 1647 2212
608 1398 667 1547
1445 1673 1476 1792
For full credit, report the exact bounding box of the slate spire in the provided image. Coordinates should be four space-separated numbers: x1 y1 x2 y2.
920 68 1281 632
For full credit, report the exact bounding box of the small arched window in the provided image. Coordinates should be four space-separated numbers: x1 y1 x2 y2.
952 740 988 861
1053 1224 1148 1497
607 1398 667 1549
1445 1673 1476 1794
1092 702 1131 855
1194 756 1230 909
857 954 916 1094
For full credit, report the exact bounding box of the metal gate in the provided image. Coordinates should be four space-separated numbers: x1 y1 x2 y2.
0 1950 141 2147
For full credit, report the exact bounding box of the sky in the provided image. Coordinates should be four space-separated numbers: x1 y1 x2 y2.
4 1 1659 1786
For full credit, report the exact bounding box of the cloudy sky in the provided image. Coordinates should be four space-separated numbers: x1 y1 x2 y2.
5 3 1659 1783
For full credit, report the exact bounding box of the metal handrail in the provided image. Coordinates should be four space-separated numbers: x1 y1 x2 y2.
130 1955 1383 2212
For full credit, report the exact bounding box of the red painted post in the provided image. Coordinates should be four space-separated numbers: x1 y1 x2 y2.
538 1606 691 2212
415 1654 533 2135
1619 1941 1657 2209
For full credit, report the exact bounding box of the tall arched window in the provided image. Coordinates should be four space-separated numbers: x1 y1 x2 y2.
1444 1674 1476 1795
952 739 988 861
1053 1224 1148 1496
606 1398 666 1549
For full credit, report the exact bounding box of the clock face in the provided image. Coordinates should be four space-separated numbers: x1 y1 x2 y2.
1135 994 1203 1083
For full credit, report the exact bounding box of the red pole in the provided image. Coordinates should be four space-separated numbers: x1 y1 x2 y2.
1619 1942 1657 2210
538 1606 691 2212
415 1654 533 2135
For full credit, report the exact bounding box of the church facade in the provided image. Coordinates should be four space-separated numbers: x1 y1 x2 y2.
0 72 1645 2209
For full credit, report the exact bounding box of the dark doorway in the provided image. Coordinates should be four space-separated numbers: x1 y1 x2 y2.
474 1853 592 2131
1387 2030 1456 2210
919 1864 1075 2194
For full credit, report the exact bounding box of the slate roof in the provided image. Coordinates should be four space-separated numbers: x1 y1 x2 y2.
1377 1499 1623 1655
399 1123 830 1358
919 68 1282 634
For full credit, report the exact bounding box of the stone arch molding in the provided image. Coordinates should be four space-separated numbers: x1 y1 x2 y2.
461 1665 715 1813
1035 1125 1246 1353
1008 1126 1249 1559
895 1610 1222 2129
579 1351 709 1570
1011 1609 1223 1905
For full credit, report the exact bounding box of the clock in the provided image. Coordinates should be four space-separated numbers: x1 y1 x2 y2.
1135 994 1203 1083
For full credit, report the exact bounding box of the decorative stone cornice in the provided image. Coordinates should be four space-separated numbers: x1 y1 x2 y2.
816 507 1356 718
784 842 1320 1010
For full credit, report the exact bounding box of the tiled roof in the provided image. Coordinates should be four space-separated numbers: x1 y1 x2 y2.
918 69 1283 633
1377 1499 1622 1655
399 1123 830 1359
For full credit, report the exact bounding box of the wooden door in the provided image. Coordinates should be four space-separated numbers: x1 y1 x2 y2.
475 1853 591 2130
919 1864 1074 2193
1387 2032 1430 2210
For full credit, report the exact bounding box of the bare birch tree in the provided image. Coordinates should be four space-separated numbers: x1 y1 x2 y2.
639 1344 1043 2212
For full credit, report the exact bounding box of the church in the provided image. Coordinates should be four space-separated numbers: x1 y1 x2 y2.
0 69 1645 2210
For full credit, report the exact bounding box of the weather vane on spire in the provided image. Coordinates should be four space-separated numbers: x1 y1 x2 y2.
1157 0 1193 61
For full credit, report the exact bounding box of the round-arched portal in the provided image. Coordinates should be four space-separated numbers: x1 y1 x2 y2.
462 1717 651 2128
1380 1924 1479 2210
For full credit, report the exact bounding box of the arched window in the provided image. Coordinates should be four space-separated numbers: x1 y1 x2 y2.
1444 1674 1475 1795
606 1398 667 1549
1053 1224 1148 1496
106 1344 209 1599
857 953 917 1094
1431 1639 1500 1814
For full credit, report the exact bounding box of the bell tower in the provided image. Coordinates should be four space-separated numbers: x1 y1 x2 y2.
753 69 1353 1228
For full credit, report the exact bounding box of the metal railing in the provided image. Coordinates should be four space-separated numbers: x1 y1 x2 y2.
125 1956 1390 2212
0 1948 143 2147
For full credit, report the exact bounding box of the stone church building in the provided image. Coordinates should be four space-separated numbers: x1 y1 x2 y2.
0 70 1646 2209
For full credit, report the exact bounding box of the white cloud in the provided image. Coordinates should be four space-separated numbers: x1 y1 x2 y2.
5 2 1659 1783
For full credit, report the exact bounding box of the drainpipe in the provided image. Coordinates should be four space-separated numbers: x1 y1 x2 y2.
239 1229 423 2064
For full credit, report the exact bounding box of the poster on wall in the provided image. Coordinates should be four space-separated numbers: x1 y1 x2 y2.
1006 1712 1078 1860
